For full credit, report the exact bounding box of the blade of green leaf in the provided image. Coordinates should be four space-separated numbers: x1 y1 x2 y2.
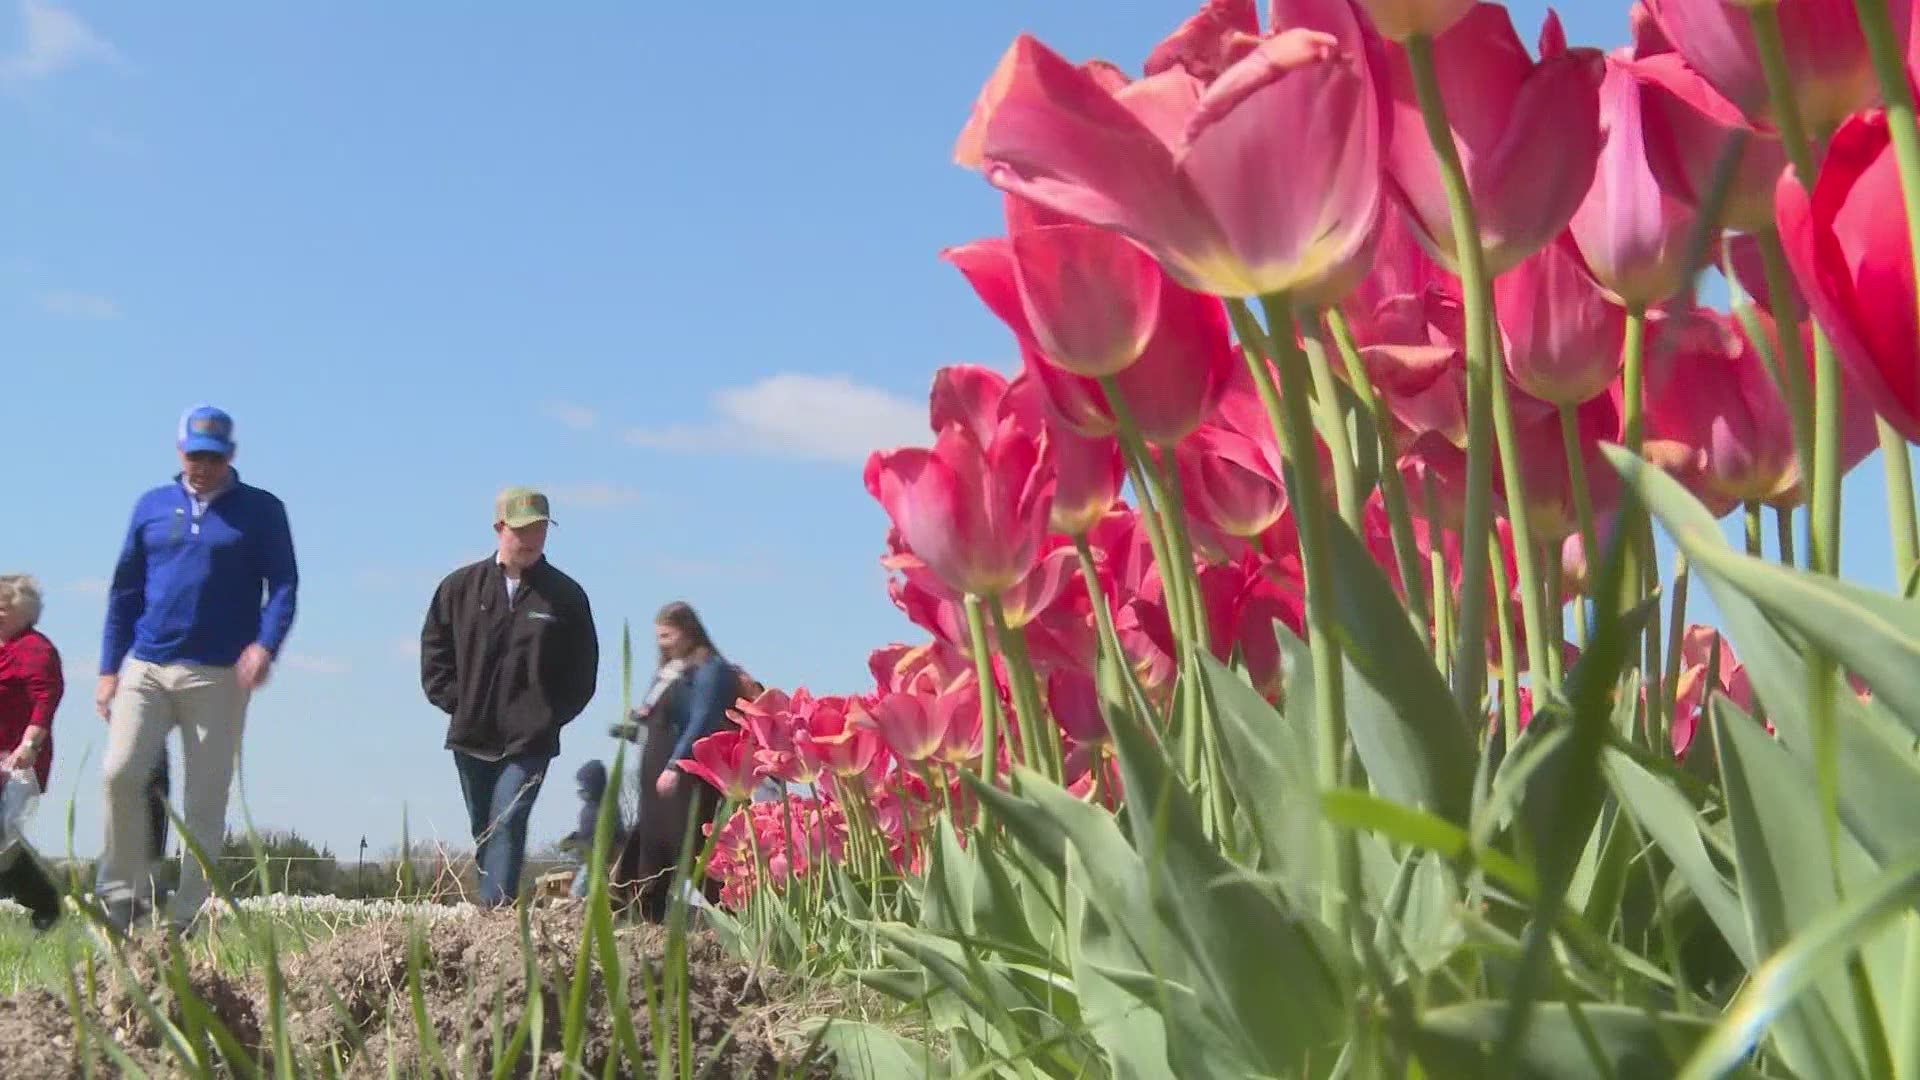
1198 650 1319 890
1065 856 1177 1080
1610 447 1920 736
1325 516 1477 826
1604 749 1754 966
817 1020 943 1079
1105 679 1349 1071
1413 1002 1751 1080
1713 700 1870 1080
1679 851 1920 1080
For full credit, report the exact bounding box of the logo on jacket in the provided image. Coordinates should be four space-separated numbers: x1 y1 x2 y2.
527 611 556 621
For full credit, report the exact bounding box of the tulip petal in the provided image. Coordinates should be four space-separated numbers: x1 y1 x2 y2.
1145 0 1261 82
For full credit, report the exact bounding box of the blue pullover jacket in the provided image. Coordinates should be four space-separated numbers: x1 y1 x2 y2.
100 472 299 674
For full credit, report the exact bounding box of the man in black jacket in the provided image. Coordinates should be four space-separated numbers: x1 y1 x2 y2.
420 487 598 907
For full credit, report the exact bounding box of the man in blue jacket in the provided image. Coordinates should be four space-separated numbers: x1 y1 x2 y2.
95 406 298 932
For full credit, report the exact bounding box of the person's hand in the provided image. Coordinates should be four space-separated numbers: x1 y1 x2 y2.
237 644 273 691
3 741 39 773
95 675 118 721
655 770 680 797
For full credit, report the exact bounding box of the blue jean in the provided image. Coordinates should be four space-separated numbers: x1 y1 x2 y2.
453 750 549 907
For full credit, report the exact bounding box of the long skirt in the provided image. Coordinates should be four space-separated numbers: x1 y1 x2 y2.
611 726 720 921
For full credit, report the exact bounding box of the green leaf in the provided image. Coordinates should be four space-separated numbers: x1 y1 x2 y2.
818 1020 943 1079
1321 788 1536 898
1611 447 1920 735
1065 856 1177 1080
1325 515 1478 826
1411 1002 1744 1080
1604 749 1754 966
1199 650 1319 888
1105 685 1349 1071
1679 851 1920 1080
1714 700 1871 1080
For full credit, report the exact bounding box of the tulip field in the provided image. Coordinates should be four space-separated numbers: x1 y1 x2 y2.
35 0 1920 1075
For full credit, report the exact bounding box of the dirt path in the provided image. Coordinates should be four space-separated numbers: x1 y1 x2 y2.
0 905 833 1077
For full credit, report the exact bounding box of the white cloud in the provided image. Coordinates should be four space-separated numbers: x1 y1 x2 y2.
544 483 643 510
67 577 107 597
0 1 116 82
280 654 350 676
388 637 420 661
623 372 926 465
540 402 598 431
34 289 118 319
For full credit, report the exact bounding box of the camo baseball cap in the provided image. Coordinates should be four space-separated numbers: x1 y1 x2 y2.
494 487 554 528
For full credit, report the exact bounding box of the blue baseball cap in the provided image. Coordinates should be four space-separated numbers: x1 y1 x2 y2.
177 405 236 456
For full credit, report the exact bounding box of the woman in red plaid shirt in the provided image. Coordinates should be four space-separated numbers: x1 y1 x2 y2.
0 575 62 791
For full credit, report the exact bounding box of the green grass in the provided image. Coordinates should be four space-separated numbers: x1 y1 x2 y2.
0 908 367 995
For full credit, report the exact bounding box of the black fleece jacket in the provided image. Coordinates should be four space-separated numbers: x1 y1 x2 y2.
420 556 598 759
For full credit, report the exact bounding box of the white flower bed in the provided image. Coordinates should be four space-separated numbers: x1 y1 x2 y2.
0 894 485 923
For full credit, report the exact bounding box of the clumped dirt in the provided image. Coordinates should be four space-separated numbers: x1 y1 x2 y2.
0 906 835 1077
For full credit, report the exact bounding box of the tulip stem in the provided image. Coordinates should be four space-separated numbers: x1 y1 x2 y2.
1541 543 1564 686
1559 402 1600 627
1776 505 1798 568
1099 377 1199 667
1407 31 1496 718
1882 425 1920 582
1237 292 1352 936
962 595 1004 787
1304 320 1364 530
1662 555 1691 759
1752 231 1818 546
1072 534 1127 666
1749 5 1845 577
990 597 1061 784
1326 308 1431 630
1744 501 1765 558
1488 336 1554 688
1425 472 1453 678
1489 531 1521 752
1855 0 1920 583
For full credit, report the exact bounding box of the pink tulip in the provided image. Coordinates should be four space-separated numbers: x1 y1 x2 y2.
1046 667 1110 747
1642 308 1797 513
866 366 1056 597
1672 625 1758 759
1354 0 1477 42
1384 6 1605 274
1777 108 1920 443
883 551 972 655
1177 424 1289 538
1500 391 1622 542
1723 232 1804 320
1004 372 1126 536
955 14 1386 299
861 689 946 764
1494 235 1626 406
1237 566 1307 700
798 698 886 780
932 680 987 768
1568 56 1704 308
1145 0 1261 84
945 239 1236 445
1646 0 1909 139
679 730 764 802
1022 565 1106 676
1343 212 1472 444
1627 4 1788 234
1003 195 1164 377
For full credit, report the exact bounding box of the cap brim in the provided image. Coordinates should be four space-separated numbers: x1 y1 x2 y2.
179 436 234 456
499 514 554 528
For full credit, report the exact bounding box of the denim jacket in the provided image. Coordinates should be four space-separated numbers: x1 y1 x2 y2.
661 653 733 770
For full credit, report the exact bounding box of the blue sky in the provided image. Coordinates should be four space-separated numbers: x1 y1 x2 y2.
3 1 1910 859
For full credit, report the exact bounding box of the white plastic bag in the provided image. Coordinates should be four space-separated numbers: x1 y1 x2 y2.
0 769 41 848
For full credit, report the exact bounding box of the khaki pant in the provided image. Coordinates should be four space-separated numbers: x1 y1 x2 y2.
97 660 249 927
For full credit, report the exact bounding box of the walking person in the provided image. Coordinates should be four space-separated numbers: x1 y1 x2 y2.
96 406 299 933
613 602 741 921
420 488 598 908
0 575 66 930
